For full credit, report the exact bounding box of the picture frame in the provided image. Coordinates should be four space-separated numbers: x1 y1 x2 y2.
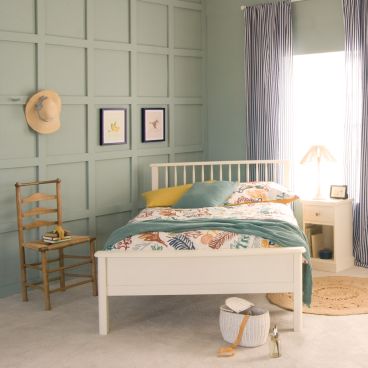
141 108 165 143
330 185 348 199
100 108 127 145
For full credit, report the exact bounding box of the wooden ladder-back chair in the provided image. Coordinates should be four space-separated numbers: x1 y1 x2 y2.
15 178 97 310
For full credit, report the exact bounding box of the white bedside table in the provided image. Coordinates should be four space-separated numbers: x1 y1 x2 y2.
301 198 354 272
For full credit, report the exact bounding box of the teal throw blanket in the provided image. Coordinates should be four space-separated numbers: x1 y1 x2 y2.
104 218 312 305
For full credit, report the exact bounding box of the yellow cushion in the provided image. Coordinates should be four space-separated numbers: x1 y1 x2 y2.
142 184 193 208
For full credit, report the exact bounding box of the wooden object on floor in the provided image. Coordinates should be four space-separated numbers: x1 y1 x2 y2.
15 178 97 310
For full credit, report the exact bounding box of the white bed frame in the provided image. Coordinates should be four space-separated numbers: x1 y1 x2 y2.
95 160 304 335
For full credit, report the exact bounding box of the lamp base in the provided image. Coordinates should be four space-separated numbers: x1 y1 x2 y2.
314 183 322 200
313 194 324 200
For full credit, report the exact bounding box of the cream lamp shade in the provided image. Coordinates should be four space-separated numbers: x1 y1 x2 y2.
300 145 336 199
300 145 336 164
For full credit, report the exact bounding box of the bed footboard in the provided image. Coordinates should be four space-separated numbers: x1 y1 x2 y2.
95 247 304 335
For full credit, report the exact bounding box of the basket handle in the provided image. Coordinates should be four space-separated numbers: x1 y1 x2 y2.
217 314 250 357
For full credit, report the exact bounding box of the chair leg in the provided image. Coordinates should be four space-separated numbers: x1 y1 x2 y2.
18 246 28 302
41 250 51 310
89 239 98 296
58 249 66 291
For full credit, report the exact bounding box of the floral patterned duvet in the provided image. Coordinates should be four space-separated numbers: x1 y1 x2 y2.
109 202 299 252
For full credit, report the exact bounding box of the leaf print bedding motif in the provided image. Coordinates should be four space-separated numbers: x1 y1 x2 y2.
108 202 299 252
208 232 237 249
138 232 166 247
167 234 195 250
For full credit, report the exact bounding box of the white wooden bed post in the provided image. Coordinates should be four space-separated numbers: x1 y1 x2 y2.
293 251 303 332
98 257 109 335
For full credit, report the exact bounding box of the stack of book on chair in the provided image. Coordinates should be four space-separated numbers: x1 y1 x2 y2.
42 229 72 244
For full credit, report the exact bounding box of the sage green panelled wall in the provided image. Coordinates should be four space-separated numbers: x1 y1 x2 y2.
206 0 246 161
0 0 206 297
206 0 345 160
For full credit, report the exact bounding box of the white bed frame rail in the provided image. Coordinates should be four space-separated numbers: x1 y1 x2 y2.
95 160 304 336
150 160 290 190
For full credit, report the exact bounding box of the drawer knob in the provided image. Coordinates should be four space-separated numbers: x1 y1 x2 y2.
315 212 320 216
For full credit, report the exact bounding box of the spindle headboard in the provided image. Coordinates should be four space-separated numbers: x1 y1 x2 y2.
150 160 291 190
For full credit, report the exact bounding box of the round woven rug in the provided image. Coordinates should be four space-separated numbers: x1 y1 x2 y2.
267 276 368 316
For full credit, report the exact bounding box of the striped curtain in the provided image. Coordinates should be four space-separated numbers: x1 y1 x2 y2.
244 1 292 161
342 0 368 267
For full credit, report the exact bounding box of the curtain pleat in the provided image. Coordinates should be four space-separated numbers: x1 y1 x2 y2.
342 0 368 267
244 1 292 162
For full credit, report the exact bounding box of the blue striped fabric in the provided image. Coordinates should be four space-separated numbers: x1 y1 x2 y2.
342 0 368 267
244 1 292 162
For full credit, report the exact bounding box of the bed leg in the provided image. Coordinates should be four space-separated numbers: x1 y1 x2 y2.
293 252 303 332
98 257 109 335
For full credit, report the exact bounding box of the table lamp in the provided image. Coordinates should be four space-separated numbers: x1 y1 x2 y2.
300 145 336 199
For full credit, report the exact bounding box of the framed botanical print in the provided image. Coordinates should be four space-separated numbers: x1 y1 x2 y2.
100 108 127 145
141 108 165 143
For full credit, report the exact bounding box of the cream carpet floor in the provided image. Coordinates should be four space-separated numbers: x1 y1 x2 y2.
1 267 368 368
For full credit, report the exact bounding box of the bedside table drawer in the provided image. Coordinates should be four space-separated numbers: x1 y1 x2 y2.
303 205 334 223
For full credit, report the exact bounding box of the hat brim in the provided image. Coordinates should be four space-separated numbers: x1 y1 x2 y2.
25 90 61 134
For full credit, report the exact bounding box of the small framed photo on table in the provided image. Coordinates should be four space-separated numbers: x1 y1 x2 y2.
100 108 127 145
330 185 348 199
141 108 165 142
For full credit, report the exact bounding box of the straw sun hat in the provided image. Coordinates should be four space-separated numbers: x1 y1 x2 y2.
25 90 61 134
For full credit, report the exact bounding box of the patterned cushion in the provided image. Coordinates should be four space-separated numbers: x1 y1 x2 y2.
224 182 298 206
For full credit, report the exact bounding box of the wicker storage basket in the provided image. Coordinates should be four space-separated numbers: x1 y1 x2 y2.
219 306 270 347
